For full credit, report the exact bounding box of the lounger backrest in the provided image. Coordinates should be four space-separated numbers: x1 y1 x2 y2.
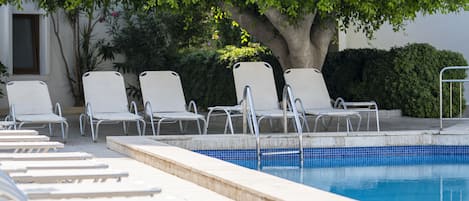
0 171 28 201
139 71 187 114
233 62 279 110
284 68 332 109
6 81 53 115
82 71 129 113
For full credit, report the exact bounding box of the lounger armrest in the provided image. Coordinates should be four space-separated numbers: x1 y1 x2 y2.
85 102 94 120
294 98 306 113
334 97 346 109
188 100 199 115
54 103 64 117
342 101 378 110
8 104 17 129
144 101 154 119
130 101 139 115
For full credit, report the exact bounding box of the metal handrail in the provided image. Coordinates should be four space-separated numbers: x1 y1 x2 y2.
439 66 469 129
242 85 304 162
242 86 261 161
282 85 304 162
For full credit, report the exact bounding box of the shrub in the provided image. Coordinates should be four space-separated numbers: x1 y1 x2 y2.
323 43 467 118
0 61 7 97
174 44 283 109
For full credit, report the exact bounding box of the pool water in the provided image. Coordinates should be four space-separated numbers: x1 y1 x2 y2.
196 146 469 201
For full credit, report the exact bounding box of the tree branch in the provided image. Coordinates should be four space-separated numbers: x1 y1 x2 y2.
220 3 290 67
264 8 316 42
51 12 78 99
310 17 337 70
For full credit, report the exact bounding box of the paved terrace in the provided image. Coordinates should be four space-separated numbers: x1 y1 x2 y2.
32 111 462 201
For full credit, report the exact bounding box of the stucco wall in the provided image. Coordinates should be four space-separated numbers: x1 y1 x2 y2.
0 4 124 109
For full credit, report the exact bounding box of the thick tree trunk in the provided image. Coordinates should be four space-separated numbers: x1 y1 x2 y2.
221 4 336 71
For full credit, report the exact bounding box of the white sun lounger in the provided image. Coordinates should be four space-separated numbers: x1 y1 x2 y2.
0 130 38 136
6 81 69 142
0 171 160 201
284 68 379 132
10 169 128 183
80 71 145 142
139 71 207 135
233 62 303 132
0 135 49 142
0 152 93 161
1 160 108 171
0 141 64 153
19 183 161 200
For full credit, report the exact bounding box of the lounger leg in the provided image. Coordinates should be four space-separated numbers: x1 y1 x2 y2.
178 121 184 133
196 119 202 135
48 123 53 137
150 117 156 136
226 111 235 135
205 108 214 134
375 106 380 132
313 116 322 132
157 119 166 136
223 118 229 134
346 117 351 134
95 120 103 141
60 121 66 143
356 114 362 132
200 118 207 134
136 119 145 136
79 114 86 136
123 121 128 135
301 113 310 132
366 111 370 131
269 118 274 131
257 116 266 133
89 116 96 142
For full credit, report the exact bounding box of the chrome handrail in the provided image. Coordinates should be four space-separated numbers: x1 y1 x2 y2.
439 66 469 130
242 86 261 161
282 85 304 162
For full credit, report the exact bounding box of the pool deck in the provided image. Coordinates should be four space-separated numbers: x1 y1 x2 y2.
33 113 469 200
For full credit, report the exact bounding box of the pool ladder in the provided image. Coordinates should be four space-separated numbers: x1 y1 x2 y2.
242 85 304 162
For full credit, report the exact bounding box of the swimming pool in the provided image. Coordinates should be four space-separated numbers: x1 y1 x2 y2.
196 146 469 201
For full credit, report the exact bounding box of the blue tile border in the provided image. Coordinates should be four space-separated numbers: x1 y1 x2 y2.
195 145 469 161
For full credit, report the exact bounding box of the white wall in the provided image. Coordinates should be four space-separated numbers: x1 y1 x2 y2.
339 11 469 103
0 3 124 109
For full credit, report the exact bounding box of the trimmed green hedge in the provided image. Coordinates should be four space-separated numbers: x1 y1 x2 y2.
168 45 284 109
323 43 467 118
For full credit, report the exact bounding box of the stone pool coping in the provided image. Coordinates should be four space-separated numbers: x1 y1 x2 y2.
107 136 354 201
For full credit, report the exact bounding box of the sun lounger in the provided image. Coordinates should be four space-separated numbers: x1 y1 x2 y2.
10 169 128 183
1 160 108 171
0 130 38 136
139 71 207 135
81 71 145 142
0 141 63 153
0 135 49 142
233 62 305 132
0 152 93 161
284 68 379 132
0 171 160 200
6 81 69 142
18 182 161 200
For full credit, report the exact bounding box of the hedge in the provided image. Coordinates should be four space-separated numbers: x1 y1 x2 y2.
323 43 467 118
127 43 466 118
171 44 284 110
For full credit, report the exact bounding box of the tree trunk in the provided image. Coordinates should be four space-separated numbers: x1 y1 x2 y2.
221 4 336 71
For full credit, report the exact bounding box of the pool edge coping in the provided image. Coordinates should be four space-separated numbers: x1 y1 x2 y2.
106 136 355 201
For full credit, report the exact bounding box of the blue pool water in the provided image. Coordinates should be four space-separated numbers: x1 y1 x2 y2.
196 146 469 201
